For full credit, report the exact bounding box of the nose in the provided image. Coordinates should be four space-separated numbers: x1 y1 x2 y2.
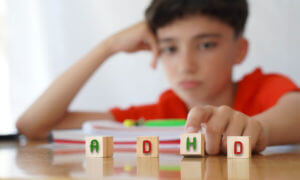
178 48 198 74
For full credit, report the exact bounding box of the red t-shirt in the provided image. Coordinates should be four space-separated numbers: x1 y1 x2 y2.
110 68 299 122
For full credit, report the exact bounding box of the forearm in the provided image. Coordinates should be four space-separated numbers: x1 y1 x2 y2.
254 92 300 146
53 111 115 130
17 39 114 139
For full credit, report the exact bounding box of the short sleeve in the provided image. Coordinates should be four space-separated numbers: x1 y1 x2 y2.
234 68 300 116
109 90 188 123
258 73 300 110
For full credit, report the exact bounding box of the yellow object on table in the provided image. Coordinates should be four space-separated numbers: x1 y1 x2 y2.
123 119 136 127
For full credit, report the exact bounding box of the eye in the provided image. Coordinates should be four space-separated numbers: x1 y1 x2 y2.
160 46 177 54
198 42 217 50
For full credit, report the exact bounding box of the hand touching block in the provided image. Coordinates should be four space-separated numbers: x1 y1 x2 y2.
180 133 205 156
85 136 113 158
137 136 159 157
227 136 251 158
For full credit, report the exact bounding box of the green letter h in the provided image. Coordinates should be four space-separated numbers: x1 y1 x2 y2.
186 137 197 151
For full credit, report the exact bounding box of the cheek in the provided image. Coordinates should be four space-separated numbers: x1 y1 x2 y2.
221 42 240 66
206 44 237 70
200 50 235 83
162 58 177 82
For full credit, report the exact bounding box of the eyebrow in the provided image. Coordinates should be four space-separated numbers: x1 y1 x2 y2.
158 33 222 44
194 33 222 39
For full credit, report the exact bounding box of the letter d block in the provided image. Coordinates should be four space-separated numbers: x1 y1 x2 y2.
227 136 251 158
137 136 159 157
85 136 113 158
180 133 205 156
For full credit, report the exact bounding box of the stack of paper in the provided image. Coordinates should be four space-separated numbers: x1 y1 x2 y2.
51 120 185 153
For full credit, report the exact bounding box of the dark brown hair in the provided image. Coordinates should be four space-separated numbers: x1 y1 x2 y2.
145 0 248 37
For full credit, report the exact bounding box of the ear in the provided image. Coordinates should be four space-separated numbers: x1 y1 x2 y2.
234 37 248 65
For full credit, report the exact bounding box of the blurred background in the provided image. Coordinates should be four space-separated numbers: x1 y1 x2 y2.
1 0 300 135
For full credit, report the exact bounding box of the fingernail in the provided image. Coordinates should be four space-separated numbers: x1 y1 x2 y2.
185 126 197 133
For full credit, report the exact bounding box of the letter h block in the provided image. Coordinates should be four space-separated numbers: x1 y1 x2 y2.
227 136 251 158
180 133 205 157
137 136 159 157
85 136 114 158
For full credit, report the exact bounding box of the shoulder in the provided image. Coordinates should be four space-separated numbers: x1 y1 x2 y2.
241 68 298 95
239 68 298 94
258 69 299 104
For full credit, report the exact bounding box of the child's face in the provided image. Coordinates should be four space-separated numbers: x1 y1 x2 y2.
157 15 247 106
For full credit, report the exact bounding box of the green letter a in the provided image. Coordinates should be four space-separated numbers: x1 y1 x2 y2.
90 139 99 153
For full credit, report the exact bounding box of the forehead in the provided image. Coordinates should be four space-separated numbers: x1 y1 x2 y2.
156 15 234 41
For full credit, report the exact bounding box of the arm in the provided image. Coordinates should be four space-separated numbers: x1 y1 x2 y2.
16 22 159 140
254 92 300 145
17 40 114 140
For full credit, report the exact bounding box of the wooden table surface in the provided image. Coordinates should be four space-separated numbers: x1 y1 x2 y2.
1 138 300 180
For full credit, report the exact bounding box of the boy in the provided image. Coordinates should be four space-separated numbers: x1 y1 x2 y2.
17 0 300 155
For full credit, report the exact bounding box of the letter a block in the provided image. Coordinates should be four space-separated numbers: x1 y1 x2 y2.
227 136 251 158
180 133 205 156
85 136 113 158
137 136 159 157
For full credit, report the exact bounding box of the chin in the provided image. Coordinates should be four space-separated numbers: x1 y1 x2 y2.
177 89 207 104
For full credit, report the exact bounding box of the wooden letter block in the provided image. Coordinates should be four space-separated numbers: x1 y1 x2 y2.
85 136 113 158
137 136 159 157
227 136 251 158
180 133 205 157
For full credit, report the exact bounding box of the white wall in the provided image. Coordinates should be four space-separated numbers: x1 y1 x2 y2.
236 0 300 84
3 0 300 125
0 0 12 133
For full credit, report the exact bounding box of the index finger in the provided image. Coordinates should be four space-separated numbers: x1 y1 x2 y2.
146 33 159 69
185 105 215 133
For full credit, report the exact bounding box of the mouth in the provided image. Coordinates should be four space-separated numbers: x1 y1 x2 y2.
179 80 201 89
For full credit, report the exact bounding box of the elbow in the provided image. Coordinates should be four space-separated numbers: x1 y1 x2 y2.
16 116 48 140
